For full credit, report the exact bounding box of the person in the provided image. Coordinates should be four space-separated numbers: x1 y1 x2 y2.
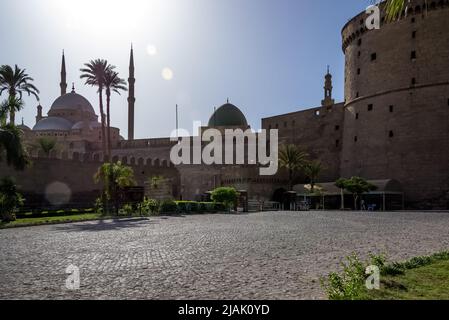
361 199 366 211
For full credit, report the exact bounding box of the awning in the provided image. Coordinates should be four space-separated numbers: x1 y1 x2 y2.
294 179 403 196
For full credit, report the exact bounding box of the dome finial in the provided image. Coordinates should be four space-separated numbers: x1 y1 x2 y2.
72 83 75 93
227 98 229 104
21 117 24 125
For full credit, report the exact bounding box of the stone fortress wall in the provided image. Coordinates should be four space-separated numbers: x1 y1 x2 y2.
262 103 345 183
0 151 180 209
341 0 449 207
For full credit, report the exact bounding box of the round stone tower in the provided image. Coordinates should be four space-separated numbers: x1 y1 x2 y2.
341 1 449 207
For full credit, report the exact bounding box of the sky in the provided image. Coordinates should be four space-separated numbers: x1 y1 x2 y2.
0 0 370 138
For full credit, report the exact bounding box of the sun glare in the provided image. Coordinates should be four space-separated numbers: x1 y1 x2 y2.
146 45 158 56
51 0 156 35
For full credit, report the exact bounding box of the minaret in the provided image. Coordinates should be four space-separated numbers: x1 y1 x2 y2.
36 102 43 124
321 65 335 107
127 45 135 141
60 50 67 96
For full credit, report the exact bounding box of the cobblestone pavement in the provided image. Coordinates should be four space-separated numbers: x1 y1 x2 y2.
1 211 449 300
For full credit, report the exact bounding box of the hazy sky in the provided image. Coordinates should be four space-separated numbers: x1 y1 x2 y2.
0 0 368 138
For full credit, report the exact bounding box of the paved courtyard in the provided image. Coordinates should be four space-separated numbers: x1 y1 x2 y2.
1 211 449 300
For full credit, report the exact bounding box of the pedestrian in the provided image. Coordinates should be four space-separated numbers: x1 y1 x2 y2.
361 199 366 211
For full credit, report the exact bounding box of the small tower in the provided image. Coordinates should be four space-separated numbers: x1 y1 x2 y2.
321 66 335 107
127 45 136 141
36 103 43 124
60 50 67 96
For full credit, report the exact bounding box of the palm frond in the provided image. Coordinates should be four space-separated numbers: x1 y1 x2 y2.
0 124 29 170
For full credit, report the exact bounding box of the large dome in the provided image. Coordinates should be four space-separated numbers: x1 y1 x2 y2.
33 117 73 131
50 91 95 115
208 103 248 127
72 121 102 130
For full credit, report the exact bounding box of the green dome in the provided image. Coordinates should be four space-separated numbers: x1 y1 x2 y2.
208 103 248 127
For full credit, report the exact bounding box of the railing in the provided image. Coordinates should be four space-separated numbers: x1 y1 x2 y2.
248 200 281 212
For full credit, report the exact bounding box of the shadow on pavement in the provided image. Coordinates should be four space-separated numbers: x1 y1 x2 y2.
53 218 155 232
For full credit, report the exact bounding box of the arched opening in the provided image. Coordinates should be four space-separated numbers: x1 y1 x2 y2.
272 188 287 203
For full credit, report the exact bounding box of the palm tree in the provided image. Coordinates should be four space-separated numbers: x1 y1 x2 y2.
0 177 24 222
0 65 39 125
36 137 57 156
303 160 324 193
104 67 127 158
0 124 29 170
80 59 109 159
382 0 428 21
278 144 308 191
1 96 24 126
94 161 136 214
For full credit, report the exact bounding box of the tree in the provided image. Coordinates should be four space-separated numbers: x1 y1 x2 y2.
0 177 24 222
104 67 127 158
384 0 410 21
94 161 136 214
36 137 57 156
375 0 426 22
80 59 109 159
211 187 239 212
303 160 324 193
0 65 39 125
335 178 347 210
149 175 164 189
278 144 308 190
0 124 29 170
0 96 24 126
336 177 377 210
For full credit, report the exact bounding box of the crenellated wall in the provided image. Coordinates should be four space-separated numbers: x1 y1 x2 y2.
0 153 180 209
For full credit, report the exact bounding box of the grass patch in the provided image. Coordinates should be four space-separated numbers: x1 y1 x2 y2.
0 213 140 229
321 251 449 300
363 259 449 300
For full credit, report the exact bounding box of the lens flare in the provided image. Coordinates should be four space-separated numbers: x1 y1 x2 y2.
162 68 174 81
45 182 72 206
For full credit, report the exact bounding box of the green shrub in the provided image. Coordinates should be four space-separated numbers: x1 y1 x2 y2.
160 199 178 214
213 202 226 212
199 202 207 212
176 201 191 213
369 253 387 269
320 254 366 300
0 177 24 222
403 256 432 269
322 251 449 299
94 197 104 214
190 202 199 212
211 187 239 211
175 201 202 214
119 203 134 216
381 262 405 276
138 198 159 216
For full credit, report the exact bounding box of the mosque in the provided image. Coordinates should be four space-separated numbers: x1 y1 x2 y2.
7 0 449 210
